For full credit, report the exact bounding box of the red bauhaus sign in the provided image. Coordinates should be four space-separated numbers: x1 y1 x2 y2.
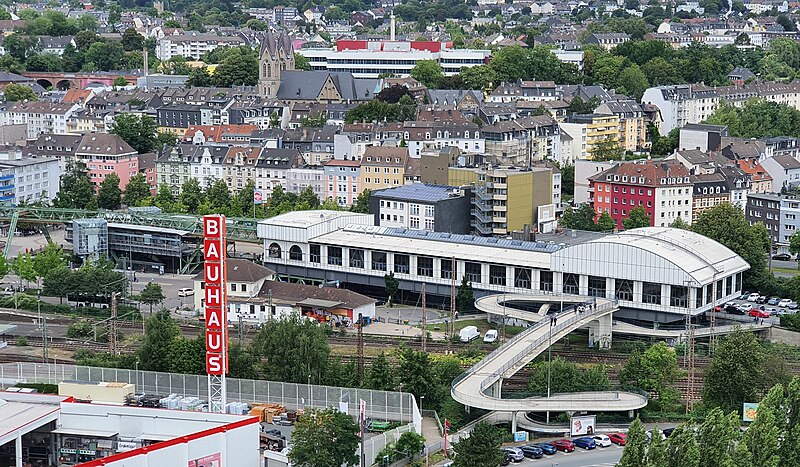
203 215 227 375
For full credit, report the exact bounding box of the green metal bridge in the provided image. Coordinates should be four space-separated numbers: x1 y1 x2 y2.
0 206 261 258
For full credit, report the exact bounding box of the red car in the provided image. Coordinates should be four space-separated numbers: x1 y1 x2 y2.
609 433 627 446
549 439 575 452
749 308 770 318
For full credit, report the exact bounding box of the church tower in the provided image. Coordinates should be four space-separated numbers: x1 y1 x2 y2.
259 31 296 98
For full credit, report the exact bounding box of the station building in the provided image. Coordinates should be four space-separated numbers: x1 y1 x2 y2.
257 210 749 324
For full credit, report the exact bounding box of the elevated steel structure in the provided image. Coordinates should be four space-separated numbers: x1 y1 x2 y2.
0 206 260 257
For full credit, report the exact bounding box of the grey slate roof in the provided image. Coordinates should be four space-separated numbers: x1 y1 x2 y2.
371 184 465 203
276 71 379 101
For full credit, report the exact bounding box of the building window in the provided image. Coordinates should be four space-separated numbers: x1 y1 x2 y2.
349 248 364 268
642 282 662 305
563 273 579 294
394 254 410 274
268 242 282 258
514 268 531 289
310 244 321 263
289 245 303 261
372 251 387 271
417 256 434 277
328 247 343 266
670 285 688 307
588 276 606 298
464 262 481 283
615 279 633 301
540 270 553 292
489 265 506 286
441 258 455 279
725 276 733 296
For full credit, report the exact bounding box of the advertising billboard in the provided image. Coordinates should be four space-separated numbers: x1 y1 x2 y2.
743 402 759 422
570 415 596 436
203 215 227 375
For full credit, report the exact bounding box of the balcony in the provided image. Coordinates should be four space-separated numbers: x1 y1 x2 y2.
471 209 491 224
472 221 493 236
0 174 13 182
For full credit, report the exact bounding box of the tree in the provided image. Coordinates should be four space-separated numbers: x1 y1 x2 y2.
777 14 797 32
560 163 575 200
250 314 330 384
3 84 38 102
154 183 176 210
139 310 179 372
616 64 649 100
622 206 652 230
705 99 800 139
168 336 205 374
642 56 680 87
32 243 66 285
395 431 425 460
288 408 359 467
26 53 63 72
42 266 72 304
179 178 205 213
54 162 94 209
294 53 311 71
123 173 151 207
212 47 258 87
85 40 124 71
112 76 128 87
669 217 690 230
110 114 159 154
618 417 647 467
410 59 444 88
97 173 122 210
186 66 212 87
691 203 770 285
665 424 700 467
397 346 434 403
697 408 739 467
376 85 412 104
205 179 231 212
451 422 504 467
591 136 624 161
350 189 371 213
12 252 36 287
139 282 166 314
366 352 395 390
384 272 399 307
596 212 615 231
0 255 9 283
527 357 610 392
559 203 598 231
620 342 684 411
456 275 473 313
703 329 774 414
121 28 145 51
645 425 668 467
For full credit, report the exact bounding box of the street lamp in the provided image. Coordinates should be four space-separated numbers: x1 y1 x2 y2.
308 374 312 408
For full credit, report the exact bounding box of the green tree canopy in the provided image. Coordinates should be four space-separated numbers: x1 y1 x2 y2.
622 206 652 230
97 173 122 210
250 314 330 384
619 342 684 411
451 422 504 467
139 282 166 314
110 114 159 154
138 310 179 372
3 83 39 102
288 408 360 467
123 173 151 207
410 59 444 88
705 99 800 139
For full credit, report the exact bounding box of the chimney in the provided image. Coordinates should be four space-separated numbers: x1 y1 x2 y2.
143 48 149 90
390 13 396 41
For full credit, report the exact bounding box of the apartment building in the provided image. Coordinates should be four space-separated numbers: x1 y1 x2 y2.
369 184 472 234
323 159 361 206
584 33 631 50
589 161 693 228
255 148 302 196
595 100 647 152
746 193 781 245
759 155 800 191
360 147 408 192
0 102 80 139
223 146 260 193
74 133 139 190
449 165 554 236
0 149 59 204
156 33 245 60
562 113 621 160
487 80 560 103
156 144 194 196
641 84 719 136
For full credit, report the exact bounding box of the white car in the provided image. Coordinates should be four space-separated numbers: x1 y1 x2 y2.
779 299 792 308
483 329 498 343
592 434 612 447
177 288 194 297
747 293 760 302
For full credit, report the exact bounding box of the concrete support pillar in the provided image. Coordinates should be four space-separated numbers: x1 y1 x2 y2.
511 411 518 434
628 409 635 419
588 313 613 350
488 378 502 398
633 281 643 304
578 275 588 296
15 434 22 467
532 269 541 291
661 284 670 307
606 277 615 299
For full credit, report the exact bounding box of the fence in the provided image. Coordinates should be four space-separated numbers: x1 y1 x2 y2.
0 363 422 466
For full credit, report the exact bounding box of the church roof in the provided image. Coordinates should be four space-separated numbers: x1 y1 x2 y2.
276 71 379 101
260 30 293 60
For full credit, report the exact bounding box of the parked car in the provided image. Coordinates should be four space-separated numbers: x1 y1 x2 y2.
609 433 627 446
499 453 511 466
459 326 480 342
739 291 751 300
646 429 665 442
592 434 612 447
768 297 780 306
501 447 524 462
779 299 792 308
550 439 575 452
756 296 768 304
520 445 544 459
533 442 557 455
178 288 194 297
662 427 676 438
789 302 798 310
573 437 597 450
749 308 770 318
773 253 792 261
483 329 498 343
724 304 741 314
747 293 760 302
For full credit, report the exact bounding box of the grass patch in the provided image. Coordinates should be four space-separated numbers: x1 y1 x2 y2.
771 267 800 276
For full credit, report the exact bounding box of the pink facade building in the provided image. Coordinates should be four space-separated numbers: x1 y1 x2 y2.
75 133 139 191
323 159 361 206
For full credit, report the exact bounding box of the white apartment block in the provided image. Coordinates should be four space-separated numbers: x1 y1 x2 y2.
641 85 719 136
156 33 245 60
0 102 79 140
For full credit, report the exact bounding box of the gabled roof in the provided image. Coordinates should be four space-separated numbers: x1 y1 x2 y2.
76 133 136 156
276 71 378 101
260 30 294 60
194 258 275 283
257 280 376 309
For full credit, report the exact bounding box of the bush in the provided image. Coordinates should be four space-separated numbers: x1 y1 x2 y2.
780 313 800 331
16 336 27 346
67 320 93 339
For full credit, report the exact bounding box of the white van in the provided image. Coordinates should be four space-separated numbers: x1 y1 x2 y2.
178 288 194 297
459 326 480 342
483 329 498 343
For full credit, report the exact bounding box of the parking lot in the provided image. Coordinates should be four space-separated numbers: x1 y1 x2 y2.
719 292 796 324
491 441 624 467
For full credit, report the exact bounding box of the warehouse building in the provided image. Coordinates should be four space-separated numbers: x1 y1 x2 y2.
257 210 749 324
